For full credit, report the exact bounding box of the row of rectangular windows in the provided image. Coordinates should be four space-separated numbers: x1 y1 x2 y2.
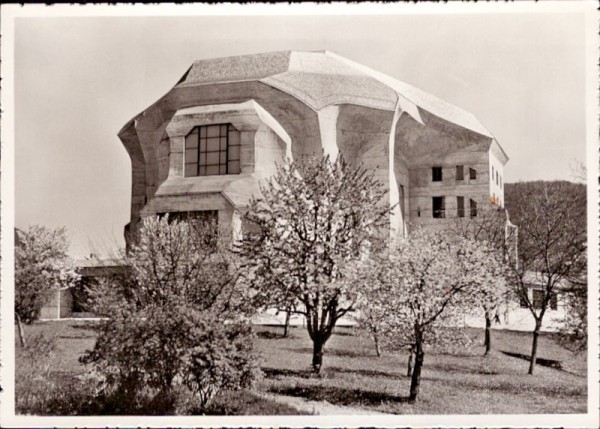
422 196 477 219
520 289 558 311
432 165 476 182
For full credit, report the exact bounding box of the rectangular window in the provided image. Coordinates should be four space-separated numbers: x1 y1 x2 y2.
500 175 502 188
469 168 477 180
433 196 445 219
531 289 558 310
550 292 558 310
185 124 241 177
532 289 545 310
496 171 499 185
520 292 528 308
470 198 478 217
160 210 219 247
456 165 464 181
432 167 442 182
457 196 465 218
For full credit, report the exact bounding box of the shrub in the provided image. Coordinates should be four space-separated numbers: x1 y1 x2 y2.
81 303 261 411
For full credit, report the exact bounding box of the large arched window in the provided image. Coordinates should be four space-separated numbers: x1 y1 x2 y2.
184 124 241 177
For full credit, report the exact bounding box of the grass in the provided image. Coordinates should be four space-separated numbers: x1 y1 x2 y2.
15 320 587 415
255 325 587 414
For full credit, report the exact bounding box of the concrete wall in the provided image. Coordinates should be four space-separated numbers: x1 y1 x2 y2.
488 140 507 207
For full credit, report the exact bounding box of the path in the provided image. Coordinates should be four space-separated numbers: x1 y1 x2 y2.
256 391 386 415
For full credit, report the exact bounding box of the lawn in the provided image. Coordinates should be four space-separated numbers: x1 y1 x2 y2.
15 320 587 415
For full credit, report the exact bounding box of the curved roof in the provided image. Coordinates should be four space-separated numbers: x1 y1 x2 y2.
173 50 493 138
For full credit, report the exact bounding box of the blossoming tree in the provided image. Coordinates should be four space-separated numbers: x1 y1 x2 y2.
238 155 391 374
15 226 79 346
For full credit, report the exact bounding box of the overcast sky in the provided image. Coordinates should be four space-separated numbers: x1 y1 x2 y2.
9 5 593 258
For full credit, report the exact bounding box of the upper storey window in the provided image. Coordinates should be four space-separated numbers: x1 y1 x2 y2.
469 168 477 180
432 167 443 182
185 124 241 177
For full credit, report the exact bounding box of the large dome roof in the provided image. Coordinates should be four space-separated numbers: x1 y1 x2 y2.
173 50 493 138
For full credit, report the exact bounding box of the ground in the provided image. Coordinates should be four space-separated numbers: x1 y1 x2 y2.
15 320 587 415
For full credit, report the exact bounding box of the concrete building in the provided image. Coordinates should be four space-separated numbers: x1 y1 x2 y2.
119 51 508 246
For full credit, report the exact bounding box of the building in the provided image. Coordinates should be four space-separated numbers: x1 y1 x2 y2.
118 50 508 247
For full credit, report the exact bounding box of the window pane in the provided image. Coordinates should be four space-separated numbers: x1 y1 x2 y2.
207 125 220 138
207 152 219 165
457 196 464 218
433 196 445 218
200 138 206 152
220 165 227 175
199 166 206 176
207 137 220 152
470 168 477 180
185 163 198 177
229 129 240 147
228 144 240 160
185 133 198 149
220 137 227 151
228 160 240 174
533 289 544 309
200 152 207 166
200 127 207 138
185 149 198 163
206 165 220 175
220 124 228 135
470 199 478 217
220 151 227 164
456 165 464 180
432 167 442 182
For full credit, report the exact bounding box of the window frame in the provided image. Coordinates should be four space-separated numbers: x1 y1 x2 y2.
457 196 465 218
456 165 464 181
432 166 443 182
184 124 241 177
469 167 477 180
432 196 446 219
469 198 478 217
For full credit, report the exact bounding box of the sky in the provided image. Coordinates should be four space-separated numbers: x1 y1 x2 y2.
7 4 593 258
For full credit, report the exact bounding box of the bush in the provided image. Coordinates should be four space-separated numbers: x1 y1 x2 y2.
81 303 261 411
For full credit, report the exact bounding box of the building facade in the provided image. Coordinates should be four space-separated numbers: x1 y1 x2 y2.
119 51 508 247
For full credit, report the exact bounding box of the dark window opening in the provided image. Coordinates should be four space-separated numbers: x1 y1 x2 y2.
432 167 443 182
417 207 421 217
158 210 219 247
469 168 477 180
433 196 445 219
520 292 528 308
185 124 241 177
532 289 544 310
532 289 558 310
470 198 478 217
496 171 499 185
457 196 465 218
456 165 464 181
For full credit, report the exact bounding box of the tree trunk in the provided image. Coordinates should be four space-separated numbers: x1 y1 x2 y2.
312 338 325 374
373 329 381 357
528 321 541 375
283 310 291 338
16 314 26 348
406 347 414 377
484 314 492 356
409 341 424 402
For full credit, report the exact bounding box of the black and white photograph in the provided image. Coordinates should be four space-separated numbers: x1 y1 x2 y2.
1 3 598 427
